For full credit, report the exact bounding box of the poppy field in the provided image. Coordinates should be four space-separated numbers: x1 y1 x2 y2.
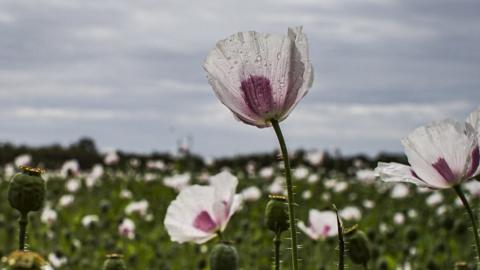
0 148 479 269
1 24 480 270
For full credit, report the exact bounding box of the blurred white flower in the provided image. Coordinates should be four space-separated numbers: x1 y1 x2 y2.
163 173 191 192
119 218 136 239
86 164 104 188
61 160 80 177
340 206 362 221
14 154 32 167
393 212 405 225
104 150 119 165
356 169 376 184
407 209 418 219
81 215 99 228
321 193 331 202
464 180 480 197
240 186 262 202
362 200 375 209
324 179 337 189
307 174 319 184
426 192 444 206
125 200 149 217
333 181 348 193
298 209 338 240
120 189 133 199
164 171 242 244
48 253 67 268
4 164 15 178
436 205 448 215
268 176 286 194
58 194 75 208
259 167 274 179
293 166 309 180
66 178 81 193
305 150 325 166
147 160 166 171
41 207 58 226
391 184 410 199
302 190 312 200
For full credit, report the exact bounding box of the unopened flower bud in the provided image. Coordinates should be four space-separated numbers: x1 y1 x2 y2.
3 251 47 270
8 166 46 214
103 254 127 270
344 225 371 266
265 195 289 234
209 243 239 270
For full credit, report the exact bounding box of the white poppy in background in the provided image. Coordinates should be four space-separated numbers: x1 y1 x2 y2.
86 164 104 188
58 194 75 208
14 154 32 167
467 107 480 137
81 215 99 228
426 192 444 206
305 150 325 166
240 186 262 202
41 207 58 226
164 171 242 244
393 212 405 225
48 253 67 268
356 169 376 184
376 119 479 189
125 200 149 217
268 176 286 195
146 160 166 171
298 209 338 240
66 178 81 193
60 160 80 177
119 218 135 239
120 189 133 199
390 183 410 199
203 27 313 128
259 167 274 179
339 206 362 221
464 180 480 197
307 174 319 184
104 150 119 165
163 173 191 192
302 190 312 200
293 166 309 180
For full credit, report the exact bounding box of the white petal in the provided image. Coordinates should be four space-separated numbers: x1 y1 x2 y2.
375 162 440 188
401 119 477 187
297 221 318 240
164 185 218 243
281 26 314 120
209 171 239 226
467 106 480 135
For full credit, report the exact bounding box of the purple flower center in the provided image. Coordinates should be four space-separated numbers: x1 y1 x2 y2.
321 225 331 236
240 75 274 117
193 211 217 233
467 145 480 178
432 157 456 183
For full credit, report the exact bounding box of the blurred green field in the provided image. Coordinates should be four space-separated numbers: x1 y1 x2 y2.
0 151 478 270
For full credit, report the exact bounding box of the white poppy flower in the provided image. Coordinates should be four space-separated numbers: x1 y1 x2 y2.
118 218 135 239
240 186 262 202
14 154 32 167
376 119 479 189
58 194 75 208
203 27 313 128
391 183 410 199
339 206 362 221
298 209 338 240
426 192 444 206
81 215 99 228
163 173 191 192
41 207 58 226
125 200 149 217
60 159 80 177
164 171 242 244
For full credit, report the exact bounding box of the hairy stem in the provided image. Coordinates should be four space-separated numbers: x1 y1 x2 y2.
454 185 480 267
333 205 344 270
271 120 299 270
274 233 281 270
19 212 28 251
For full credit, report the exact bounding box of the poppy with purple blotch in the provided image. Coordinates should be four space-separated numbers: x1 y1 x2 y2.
375 108 480 189
203 26 313 128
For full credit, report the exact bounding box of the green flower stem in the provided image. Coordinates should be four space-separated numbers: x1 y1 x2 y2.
333 205 344 270
454 185 480 266
18 212 28 251
274 233 281 270
271 120 299 270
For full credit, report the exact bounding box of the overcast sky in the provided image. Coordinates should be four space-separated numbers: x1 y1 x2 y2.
0 0 479 157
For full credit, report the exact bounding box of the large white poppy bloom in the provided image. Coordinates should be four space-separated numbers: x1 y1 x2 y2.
297 209 338 240
164 171 242 244
203 27 313 128
376 116 480 189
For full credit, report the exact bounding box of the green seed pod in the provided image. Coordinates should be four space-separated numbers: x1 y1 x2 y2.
4 251 47 270
265 195 289 234
209 243 239 270
344 225 371 266
8 166 46 214
103 254 127 270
